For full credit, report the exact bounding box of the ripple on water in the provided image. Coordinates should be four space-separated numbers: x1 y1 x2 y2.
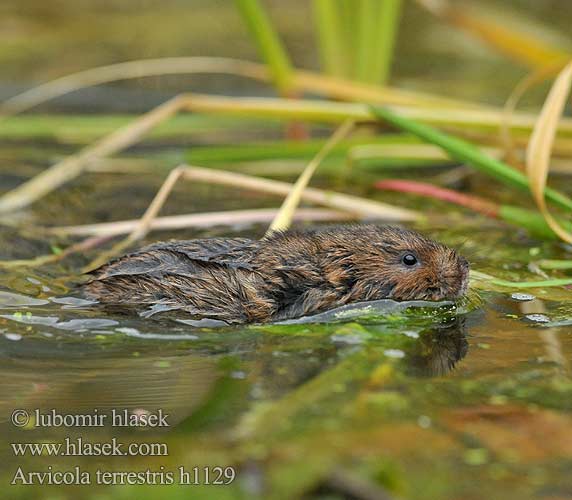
49 296 98 308
0 291 49 307
0 313 118 331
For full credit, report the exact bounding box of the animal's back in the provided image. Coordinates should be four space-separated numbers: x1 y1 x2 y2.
83 238 274 323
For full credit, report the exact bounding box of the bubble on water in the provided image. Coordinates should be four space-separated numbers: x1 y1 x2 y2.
525 314 551 323
272 350 290 357
384 349 405 359
4 333 22 341
511 293 536 302
116 327 141 335
402 330 420 339
330 333 365 345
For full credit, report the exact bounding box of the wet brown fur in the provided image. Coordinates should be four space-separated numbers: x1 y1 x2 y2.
82 225 469 324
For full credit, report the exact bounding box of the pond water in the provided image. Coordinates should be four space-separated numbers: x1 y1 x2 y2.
1 1 572 499
0 155 571 499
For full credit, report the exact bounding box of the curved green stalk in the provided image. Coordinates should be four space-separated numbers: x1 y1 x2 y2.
471 270 572 289
235 0 294 95
537 259 572 270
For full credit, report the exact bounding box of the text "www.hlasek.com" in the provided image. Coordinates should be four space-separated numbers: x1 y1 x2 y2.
11 438 168 457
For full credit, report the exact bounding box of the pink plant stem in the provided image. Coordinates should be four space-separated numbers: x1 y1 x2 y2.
374 179 500 218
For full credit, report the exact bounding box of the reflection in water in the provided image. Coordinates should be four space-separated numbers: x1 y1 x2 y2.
407 316 469 377
0 314 470 441
0 352 220 429
0 276 479 495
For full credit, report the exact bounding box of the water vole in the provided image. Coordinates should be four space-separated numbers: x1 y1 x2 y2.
82 225 469 324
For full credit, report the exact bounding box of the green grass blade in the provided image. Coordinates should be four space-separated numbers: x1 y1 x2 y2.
537 259 572 270
355 0 402 83
187 134 422 164
373 0 402 84
471 270 572 289
370 105 572 211
339 0 358 77
235 0 294 95
313 0 347 77
499 205 572 240
355 0 379 82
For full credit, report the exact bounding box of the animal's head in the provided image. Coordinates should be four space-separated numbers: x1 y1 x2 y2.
319 225 469 302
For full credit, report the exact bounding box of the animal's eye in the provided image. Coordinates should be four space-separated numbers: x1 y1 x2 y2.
401 253 418 266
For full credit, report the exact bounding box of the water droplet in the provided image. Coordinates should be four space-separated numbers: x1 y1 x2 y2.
525 314 551 323
511 293 536 302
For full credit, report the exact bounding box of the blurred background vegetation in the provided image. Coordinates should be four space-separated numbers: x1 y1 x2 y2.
2 0 572 111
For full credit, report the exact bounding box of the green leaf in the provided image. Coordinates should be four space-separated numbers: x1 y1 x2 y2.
235 0 294 95
370 105 572 211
